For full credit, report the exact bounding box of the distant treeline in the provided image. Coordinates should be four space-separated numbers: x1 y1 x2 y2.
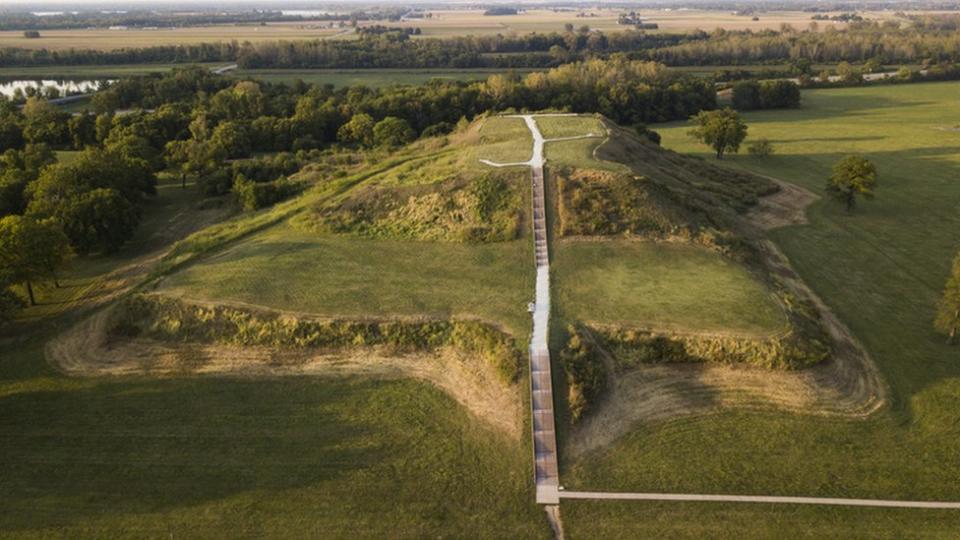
648 22 960 65
0 9 394 31
0 30 698 68
6 22 960 69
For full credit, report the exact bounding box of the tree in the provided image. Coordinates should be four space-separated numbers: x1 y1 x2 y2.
373 117 415 147
688 108 748 159
935 252 960 344
0 268 24 325
826 155 877 212
0 215 70 305
56 188 139 255
21 97 67 145
731 81 761 110
210 121 251 159
337 113 375 147
68 113 97 150
759 80 801 108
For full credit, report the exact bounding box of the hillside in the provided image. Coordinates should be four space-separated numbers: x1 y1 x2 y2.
24 111 886 536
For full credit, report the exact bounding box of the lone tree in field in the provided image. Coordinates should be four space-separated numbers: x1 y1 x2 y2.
688 108 748 159
826 155 877 212
935 252 960 344
0 215 71 306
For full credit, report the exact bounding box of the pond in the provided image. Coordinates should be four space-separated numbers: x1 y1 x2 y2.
0 80 113 99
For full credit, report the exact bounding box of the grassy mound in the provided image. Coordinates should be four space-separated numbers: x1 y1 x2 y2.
302 170 525 242
291 117 531 243
540 115 833 423
112 294 523 383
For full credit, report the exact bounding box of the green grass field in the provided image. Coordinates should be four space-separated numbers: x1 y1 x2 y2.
476 116 533 164
553 241 786 335
159 224 534 337
0 63 222 79
561 81 960 535
536 116 604 140
0 338 547 538
0 132 549 536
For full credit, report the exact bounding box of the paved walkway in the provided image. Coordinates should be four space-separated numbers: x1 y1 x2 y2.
559 491 960 509
481 114 571 504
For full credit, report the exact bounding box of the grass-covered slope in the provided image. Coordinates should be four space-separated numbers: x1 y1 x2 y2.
563 82 960 536
547 117 828 375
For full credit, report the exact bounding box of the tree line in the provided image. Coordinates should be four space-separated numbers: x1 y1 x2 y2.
647 22 960 66
0 29 698 68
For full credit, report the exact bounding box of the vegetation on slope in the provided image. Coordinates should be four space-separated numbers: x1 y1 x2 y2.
112 294 522 383
550 118 832 421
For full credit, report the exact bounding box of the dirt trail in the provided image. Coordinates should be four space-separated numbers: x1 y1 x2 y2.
47 307 523 437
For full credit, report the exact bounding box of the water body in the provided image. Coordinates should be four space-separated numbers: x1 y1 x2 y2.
0 80 112 99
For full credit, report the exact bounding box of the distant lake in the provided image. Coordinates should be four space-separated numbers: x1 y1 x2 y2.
0 80 113 98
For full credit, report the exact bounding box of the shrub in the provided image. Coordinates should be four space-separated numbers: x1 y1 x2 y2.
561 325 607 422
233 174 303 211
421 122 454 138
748 138 775 157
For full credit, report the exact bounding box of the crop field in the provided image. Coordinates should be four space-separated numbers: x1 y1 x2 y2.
562 82 960 534
0 8 925 53
0 23 349 51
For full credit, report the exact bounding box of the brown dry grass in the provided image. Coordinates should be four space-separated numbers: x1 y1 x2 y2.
47 306 523 437
747 176 820 230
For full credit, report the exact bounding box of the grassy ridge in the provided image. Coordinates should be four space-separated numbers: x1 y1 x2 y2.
562 81 960 534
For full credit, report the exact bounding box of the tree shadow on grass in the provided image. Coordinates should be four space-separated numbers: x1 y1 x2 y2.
0 376 391 534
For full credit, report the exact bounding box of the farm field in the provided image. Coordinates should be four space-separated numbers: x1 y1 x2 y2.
562 81 960 534
0 8 926 52
0 23 349 51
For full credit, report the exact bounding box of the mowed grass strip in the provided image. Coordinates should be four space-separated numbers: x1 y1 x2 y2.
553 240 787 335
563 81 960 534
535 115 604 139
0 342 548 538
475 116 532 164
159 224 534 337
